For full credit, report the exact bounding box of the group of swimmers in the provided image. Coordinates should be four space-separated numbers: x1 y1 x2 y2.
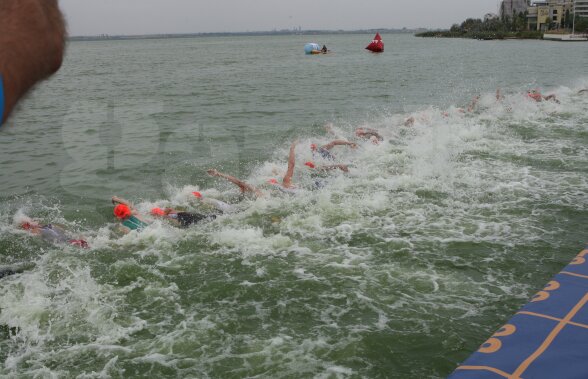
13 86 587 250
403 87 566 127
14 127 384 250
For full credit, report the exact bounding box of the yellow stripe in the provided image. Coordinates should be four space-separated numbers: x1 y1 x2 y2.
517 311 588 330
561 271 588 280
455 365 513 378
512 293 588 377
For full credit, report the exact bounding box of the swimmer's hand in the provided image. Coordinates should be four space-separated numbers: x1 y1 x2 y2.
207 169 220 177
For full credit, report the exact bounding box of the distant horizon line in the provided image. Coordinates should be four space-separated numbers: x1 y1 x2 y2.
68 27 431 41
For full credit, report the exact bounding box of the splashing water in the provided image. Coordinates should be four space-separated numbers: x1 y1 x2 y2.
0 35 587 378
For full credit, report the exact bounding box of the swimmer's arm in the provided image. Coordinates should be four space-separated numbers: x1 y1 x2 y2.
404 117 415 127
318 164 349 173
467 96 480 112
496 89 504 101
202 198 233 212
0 0 66 123
111 196 132 207
111 196 144 215
357 130 383 140
321 140 357 150
207 169 263 197
282 141 297 188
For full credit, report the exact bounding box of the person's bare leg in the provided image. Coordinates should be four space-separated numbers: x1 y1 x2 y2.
282 141 297 188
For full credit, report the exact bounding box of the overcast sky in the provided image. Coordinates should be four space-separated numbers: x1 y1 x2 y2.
61 0 503 36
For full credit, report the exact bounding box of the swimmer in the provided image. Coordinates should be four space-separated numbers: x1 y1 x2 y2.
527 89 559 103
311 139 357 160
112 196 151 233
150 207 216 228
19 219 88 248
304 161 349 190
466 95 480 113
496 88 504 101
355 128 383 142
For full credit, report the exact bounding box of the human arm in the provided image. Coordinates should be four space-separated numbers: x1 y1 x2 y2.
496 88 504 101
112 196 133 208
355 128 383 141
321 140 357 150
207 169 263 197
0 0 66 124
282 141 297 188
317 164 349 173
467 96 479 112
202 198 234 213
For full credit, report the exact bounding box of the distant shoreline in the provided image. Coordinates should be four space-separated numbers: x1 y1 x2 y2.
68 28 427 42
415 30 544 40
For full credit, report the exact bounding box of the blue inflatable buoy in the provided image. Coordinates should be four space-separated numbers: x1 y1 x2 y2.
304 43 321 55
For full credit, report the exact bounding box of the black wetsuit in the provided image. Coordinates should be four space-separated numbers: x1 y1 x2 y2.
0 268 17 279
174 212 216 228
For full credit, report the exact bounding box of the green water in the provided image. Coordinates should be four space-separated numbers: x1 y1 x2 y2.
0 34 587 378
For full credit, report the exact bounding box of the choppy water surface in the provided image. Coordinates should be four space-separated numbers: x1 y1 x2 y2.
0 34 587 378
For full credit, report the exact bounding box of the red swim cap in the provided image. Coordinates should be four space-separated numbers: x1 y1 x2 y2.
310 144 317 151
305 161 316 169
268 178 279 184
151 207 165 216
20 222 32 230
113 204 131 219
192 191 202 198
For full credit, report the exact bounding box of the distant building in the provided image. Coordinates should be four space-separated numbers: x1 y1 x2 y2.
501 0 529 19
484 13 500 21
527 0 574 30
576 0 588 17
